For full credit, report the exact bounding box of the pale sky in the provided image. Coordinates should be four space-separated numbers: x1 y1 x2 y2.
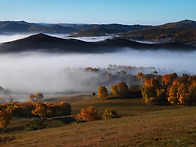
0 0 195 25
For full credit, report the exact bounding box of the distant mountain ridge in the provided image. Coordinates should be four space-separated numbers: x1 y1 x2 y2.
0 33 195 53
0 20 196 45
0 21 78 34
0 20 150 35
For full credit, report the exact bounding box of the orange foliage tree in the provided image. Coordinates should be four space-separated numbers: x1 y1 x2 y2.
0 108 12 131
141 78 167 104
75 106 101 122
32 102 51 119
98 86 108 99
140 72 196 106
111 82 128 96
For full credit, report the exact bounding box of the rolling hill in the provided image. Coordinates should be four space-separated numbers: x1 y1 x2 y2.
0 33 195 53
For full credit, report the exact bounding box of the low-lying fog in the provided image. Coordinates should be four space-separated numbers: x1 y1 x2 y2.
0 34 196 102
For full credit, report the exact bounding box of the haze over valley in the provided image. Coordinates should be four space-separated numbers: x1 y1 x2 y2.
0 29 196 102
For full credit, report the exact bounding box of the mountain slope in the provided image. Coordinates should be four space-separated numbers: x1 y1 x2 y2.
120 20 196 45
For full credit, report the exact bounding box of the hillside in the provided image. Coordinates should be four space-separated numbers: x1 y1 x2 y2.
1 96 195 146
120 20 196 45
0 33 195 53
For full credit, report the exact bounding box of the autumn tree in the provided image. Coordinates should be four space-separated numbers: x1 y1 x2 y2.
111 84 118 95
111 82 128 96
117 82 128 95
32 102 51 119
188 83 196 105
0 108 12 132
141 78 167 104
161 73 177 88
167 83 179 104
75 106 100 122
58 101 71 116
98 86 108 99
177 83 190 105
28 93 44 102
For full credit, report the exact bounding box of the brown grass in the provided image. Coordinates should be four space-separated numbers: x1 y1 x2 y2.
1 107 196 147
0 96 195 146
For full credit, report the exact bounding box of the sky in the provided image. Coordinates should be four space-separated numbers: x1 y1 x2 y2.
0 0 195 25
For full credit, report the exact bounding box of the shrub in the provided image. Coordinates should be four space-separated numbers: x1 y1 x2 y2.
103 108 120 120
75 106 101 122
26 119 47 131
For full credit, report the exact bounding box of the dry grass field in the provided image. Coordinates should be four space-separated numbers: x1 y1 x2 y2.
0 95 196 146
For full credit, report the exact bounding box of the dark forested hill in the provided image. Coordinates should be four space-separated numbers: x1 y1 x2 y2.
120 20 196 45
0 33 195 53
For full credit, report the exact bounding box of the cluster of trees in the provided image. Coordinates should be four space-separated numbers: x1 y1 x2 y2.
75 106 119 122
140 73 196 105
98 82 129 99
0 101 71 130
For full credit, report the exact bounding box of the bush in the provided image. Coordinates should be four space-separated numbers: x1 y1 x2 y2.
75 106 101 122
103 108 120 120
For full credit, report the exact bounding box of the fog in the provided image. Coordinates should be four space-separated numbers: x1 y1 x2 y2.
0 34 196 102
0 34 35 43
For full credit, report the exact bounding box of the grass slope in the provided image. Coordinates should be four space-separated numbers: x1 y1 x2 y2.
1 97 196 146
